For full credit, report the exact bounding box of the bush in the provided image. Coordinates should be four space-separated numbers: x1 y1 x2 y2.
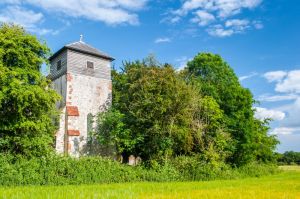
0 154 279 186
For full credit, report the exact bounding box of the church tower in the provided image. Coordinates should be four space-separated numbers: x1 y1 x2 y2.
49 36 114 157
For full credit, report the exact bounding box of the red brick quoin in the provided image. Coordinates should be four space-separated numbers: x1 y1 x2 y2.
66 106 79 116
67 130 80 136
66 73 73 81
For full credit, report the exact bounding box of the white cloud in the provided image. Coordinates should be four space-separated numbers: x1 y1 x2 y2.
170 16 181 23
207 25 234 37
258 94 299 102
191 10 215 26
1 0 148 26
225 19 250 32
263 70 287 83
208 19 250 37
0 6 55 35
275 70 300 94
253 20 263 29
0 6 43 29
254 107 286 121
0 0 21 4
226 19 249 27
252 69 300 141
215 0 262 18
166 0 262 37
263 70 300 94
239 72 258 81
270 127 299 135
265 98 300 135
154 37 171 43
175 0 262 18
261 70 300 136
279 97 300 129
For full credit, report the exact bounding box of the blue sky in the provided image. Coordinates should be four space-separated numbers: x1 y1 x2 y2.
0 0 299 152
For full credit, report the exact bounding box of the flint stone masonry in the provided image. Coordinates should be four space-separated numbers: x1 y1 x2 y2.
49 40 113 157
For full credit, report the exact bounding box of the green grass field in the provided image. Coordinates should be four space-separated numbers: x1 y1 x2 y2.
1 166 299 199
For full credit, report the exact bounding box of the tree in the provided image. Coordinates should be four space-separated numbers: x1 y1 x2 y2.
0 23 60 157
278 151 300 165
94 108 133 157
185 53 278 165
110 58 230 163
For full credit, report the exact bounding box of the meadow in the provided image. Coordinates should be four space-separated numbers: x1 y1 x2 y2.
1 166 299 199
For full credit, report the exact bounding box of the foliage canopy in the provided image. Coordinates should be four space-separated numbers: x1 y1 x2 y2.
185 53 278 165
0 24 59 157
96 54 279 166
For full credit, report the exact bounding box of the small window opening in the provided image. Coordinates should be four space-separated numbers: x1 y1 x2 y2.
56 60 62 71
87 61 94 69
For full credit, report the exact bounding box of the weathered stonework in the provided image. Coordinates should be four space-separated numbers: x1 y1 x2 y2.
49 40 113 157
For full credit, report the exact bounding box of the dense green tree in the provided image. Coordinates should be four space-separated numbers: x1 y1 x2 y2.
185 53 278 165
94 108 133 156
0 24 49 71
278 151 300 165
0 24 59 157
109 59 230 163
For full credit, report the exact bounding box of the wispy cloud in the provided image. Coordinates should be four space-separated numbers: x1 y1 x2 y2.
275 70 300 94
270 127 300 135
190 10 215 26
263 70 300 94
258 94 299 102
0 6 55 35
263 70 288 83
260 69 300 136
239 72 258 81
155 37 171 43
253 20 263 29
0 0 148 26
164 0 263 37
207 18 260 37
172 0 262 18
254 107 286 121
207 25 234 37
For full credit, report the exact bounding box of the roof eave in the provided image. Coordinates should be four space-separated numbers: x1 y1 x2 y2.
67 47 115 61
49 46 115 61
49 46 67 61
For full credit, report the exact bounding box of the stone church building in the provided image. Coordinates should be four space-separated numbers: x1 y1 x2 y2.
48 37 113 157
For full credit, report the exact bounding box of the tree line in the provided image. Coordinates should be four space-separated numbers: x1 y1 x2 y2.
276 151 300 165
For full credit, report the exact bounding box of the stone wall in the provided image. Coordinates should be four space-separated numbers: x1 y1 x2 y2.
65 72 112 156
52 74 67 154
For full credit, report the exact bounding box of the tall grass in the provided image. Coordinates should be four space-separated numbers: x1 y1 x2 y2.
0 154 279 186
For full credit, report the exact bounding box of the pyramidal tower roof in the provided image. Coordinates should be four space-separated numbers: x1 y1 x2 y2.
49 36 114 61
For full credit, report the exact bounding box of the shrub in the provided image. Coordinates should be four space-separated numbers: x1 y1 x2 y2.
0 154 279 186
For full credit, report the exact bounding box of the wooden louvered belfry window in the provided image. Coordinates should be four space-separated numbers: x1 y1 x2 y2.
56 60 62 71
87 61 94 69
